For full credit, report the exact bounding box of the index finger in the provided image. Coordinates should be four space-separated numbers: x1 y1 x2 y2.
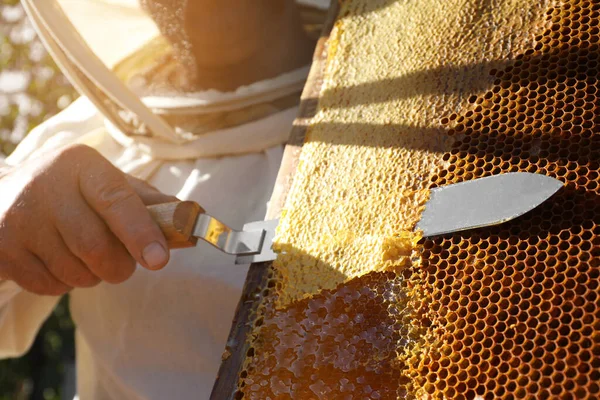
77 154 170 270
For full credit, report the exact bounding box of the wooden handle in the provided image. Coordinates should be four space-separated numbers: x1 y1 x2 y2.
147 201 204 249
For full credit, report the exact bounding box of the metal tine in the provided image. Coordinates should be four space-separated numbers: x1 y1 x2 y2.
194 214 267 256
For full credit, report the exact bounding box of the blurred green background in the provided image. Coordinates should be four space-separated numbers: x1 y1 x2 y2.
0 1 77 399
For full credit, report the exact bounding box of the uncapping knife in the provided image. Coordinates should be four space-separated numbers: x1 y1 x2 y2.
147 172 563 265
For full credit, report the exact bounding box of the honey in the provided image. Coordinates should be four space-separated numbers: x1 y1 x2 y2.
239 272 412 399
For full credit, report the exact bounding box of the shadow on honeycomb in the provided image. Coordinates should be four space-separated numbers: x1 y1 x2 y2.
238 1 600 399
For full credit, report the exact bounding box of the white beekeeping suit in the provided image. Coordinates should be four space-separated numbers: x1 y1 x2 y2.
0 0 330 398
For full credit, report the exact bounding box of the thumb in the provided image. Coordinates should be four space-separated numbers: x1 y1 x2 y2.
125 175 179 206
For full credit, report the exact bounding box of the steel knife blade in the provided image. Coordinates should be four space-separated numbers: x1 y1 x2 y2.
414 172 563 237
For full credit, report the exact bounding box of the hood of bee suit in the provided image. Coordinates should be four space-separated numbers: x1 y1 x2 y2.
19 0 331 160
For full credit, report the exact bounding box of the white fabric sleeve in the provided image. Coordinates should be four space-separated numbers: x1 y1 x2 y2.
0 159 10 175
0 282 61 358
5 96 104 166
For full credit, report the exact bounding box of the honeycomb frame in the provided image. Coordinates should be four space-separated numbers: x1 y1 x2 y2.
215 1 600 399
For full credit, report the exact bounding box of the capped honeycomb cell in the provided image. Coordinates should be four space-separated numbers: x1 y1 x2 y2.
235 0 600 399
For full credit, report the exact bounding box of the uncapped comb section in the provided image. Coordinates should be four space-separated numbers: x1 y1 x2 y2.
239 272 416 399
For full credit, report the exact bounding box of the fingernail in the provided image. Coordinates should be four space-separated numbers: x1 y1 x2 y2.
142 242 168 270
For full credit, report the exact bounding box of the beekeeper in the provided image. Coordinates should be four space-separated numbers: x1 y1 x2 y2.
0 0 328 398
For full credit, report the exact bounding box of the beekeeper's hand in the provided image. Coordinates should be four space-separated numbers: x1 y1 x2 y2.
0 144 177 296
